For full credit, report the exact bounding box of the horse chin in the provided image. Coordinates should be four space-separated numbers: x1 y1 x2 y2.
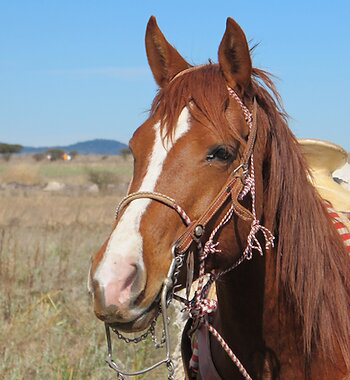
108 299 159 333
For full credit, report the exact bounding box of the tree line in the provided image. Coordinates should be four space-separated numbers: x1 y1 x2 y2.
0 143 22 161
0 143 132 161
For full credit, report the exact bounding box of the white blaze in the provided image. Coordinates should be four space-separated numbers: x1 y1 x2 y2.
94 108 191 298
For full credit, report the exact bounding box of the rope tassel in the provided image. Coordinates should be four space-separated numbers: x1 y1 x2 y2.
191 298 218 320
243 219 275 260
203 240 221 259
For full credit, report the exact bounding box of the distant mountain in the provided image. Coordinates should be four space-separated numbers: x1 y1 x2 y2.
22 139 128 155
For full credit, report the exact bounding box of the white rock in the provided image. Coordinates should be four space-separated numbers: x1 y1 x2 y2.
43 181 65 191
87 184 99 193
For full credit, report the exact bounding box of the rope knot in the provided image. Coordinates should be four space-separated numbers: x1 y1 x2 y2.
202 240 221 259
190 297 217 320
243 219 275 260
238 175 254 200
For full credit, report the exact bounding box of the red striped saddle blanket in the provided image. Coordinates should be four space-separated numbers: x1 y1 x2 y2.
324 202 350 254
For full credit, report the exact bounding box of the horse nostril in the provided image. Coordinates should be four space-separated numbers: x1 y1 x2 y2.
120 264 138 292
103 263 140 307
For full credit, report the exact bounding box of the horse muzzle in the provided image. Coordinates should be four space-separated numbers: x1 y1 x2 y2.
91 275 161 332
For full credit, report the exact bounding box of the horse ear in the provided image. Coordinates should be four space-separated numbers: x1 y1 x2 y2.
218 18 252 94
145 16 190 87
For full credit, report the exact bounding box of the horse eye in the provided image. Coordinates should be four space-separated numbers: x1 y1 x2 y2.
206 146 232 162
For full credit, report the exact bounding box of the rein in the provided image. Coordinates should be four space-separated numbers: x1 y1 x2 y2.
103 88 274 379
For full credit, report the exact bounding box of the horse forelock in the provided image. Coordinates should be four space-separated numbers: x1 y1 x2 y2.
151 64 245 147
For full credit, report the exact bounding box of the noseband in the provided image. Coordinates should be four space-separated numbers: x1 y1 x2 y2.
103 88 274 380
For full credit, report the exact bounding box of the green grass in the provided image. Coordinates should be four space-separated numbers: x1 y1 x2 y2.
0 155 133 185
38 163 88 178
38 160 133 185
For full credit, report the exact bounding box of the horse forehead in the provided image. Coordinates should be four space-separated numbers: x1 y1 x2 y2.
117 107 192 235
135 108 191 193
134 108 194 148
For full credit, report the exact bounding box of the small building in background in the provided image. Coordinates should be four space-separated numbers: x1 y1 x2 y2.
62 153 72 161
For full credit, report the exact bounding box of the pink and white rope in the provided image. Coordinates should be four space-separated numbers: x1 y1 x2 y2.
228 87 274 259
174 204 192 226
206 321 253 380
115 191 192 227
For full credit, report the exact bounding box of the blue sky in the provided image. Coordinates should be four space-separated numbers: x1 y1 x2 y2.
1 1 349 150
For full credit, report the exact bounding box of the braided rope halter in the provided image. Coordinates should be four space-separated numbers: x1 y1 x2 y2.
103 87 274 380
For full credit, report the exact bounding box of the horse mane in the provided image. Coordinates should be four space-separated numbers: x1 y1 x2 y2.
151 64 350 368
255 70 350 369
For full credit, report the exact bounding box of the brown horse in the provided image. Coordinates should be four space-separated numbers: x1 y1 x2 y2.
89 16 350 379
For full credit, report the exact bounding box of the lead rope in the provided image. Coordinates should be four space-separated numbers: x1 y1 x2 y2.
186 88 274 380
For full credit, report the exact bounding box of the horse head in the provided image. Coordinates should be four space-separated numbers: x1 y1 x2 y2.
89 16 264 332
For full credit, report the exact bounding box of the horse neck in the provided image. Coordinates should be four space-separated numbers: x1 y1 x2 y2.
211 246 349 380
263 250 348 380
211 255 267 379
211 249 307 380
261 249 306 379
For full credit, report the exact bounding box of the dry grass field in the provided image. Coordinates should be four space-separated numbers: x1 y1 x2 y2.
0 155 181 380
